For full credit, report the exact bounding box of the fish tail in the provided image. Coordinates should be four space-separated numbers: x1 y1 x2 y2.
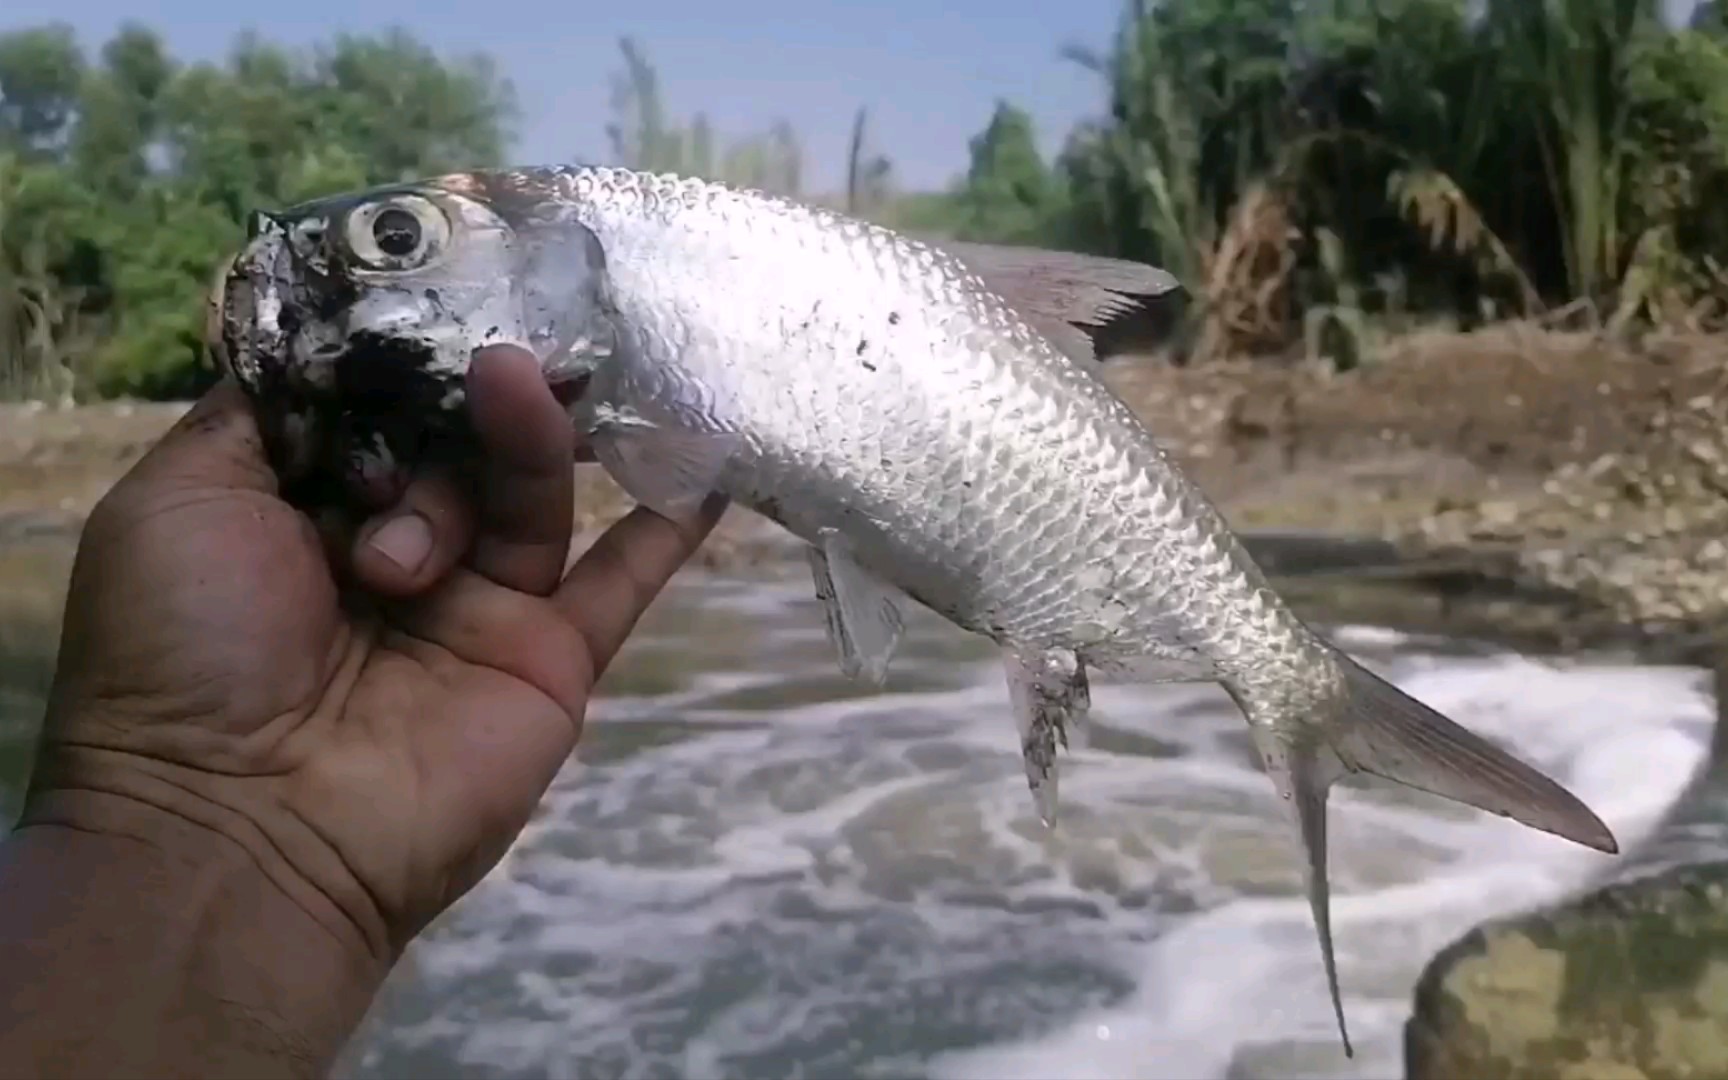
1327 651 1617 855
1236 649 1618 1058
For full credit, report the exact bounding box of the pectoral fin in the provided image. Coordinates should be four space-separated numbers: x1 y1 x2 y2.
1004 648 1090 827
806 528 905 686
589 405 738 519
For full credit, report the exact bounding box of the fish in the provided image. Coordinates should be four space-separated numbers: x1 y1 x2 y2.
209 165 1618 1055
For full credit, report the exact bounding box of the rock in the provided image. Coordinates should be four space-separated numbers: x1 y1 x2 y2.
1405 351 1728 643
1405 861 1728 1080
1405 633 1728 1079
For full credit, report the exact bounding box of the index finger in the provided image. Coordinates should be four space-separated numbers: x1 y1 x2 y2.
554 494 727 679
463 344 576 596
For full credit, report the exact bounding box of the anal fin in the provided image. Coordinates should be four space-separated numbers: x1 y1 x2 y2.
1248 725 1353 1057
806 528 905 686
1005 648 1090 827
1232 648 1620 1061
589 404 738 519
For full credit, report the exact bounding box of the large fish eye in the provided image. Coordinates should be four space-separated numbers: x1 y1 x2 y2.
373 208 420 257
344 194 450 271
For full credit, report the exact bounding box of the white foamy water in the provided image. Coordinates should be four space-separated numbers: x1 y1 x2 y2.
336 570 1713 1080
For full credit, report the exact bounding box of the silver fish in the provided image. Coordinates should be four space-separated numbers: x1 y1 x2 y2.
211 166 1618 1054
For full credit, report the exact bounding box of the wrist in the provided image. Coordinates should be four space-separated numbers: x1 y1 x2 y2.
1 782 390 1077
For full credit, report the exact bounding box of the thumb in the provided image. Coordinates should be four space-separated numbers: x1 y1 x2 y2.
117 378 280 499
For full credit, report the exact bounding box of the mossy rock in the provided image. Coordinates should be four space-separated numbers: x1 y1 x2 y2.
1405 861 1728 1080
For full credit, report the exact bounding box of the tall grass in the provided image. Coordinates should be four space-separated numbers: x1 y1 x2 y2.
603 37 804 196
1486 0 1659 300
1064 0 1728 358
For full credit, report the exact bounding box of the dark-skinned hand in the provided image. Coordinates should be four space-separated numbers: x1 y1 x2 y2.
20 342 724 971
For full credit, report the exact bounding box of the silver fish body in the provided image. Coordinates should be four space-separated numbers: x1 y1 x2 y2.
213 166 1619 1055
577 170 1248 666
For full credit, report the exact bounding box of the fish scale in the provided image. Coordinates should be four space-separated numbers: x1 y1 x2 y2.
587 172 1195 649
213 163 1621 1058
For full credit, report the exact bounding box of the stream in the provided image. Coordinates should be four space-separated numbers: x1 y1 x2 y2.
0 541 1712 1079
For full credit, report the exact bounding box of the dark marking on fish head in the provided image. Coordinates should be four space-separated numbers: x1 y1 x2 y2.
888 311 900 325
217 183 497 509
429 168 557 222
217 172 619 513
219 186 466 504
305 329 473 510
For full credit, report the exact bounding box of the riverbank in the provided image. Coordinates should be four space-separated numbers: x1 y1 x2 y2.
3 323 1724 659
1115 323 1728 662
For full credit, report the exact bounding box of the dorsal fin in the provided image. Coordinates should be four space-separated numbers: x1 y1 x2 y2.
919 237 1188 363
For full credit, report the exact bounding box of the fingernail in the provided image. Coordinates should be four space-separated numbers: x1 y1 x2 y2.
367 512 433 573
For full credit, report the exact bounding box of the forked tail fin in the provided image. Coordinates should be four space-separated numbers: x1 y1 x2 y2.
1243 651 1617 1058
1330 654 1617 854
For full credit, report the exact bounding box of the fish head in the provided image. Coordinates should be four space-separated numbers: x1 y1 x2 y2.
208 170 614 508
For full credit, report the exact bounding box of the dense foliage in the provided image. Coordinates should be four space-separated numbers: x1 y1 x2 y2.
0 24 515 400
1049 0 1728 360
4 3 1728 399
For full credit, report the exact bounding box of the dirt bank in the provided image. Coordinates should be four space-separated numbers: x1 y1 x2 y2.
0 399 791 571
1107 324 1728 658
4 324 1723 657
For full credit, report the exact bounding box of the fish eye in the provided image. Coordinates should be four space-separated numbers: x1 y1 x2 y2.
372 207 420 257
344 194 450 271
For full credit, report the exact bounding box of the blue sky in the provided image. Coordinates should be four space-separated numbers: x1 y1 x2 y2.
4 0 1127 193
4 0 1705 193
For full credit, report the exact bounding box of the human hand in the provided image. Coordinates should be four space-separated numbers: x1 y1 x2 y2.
21 344 724 970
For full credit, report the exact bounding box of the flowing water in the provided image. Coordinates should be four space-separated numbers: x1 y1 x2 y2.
0 548 1714 1079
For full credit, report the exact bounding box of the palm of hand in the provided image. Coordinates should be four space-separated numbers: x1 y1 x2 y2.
30 348 721 957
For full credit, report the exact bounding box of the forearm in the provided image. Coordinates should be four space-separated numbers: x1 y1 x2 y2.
0 791 387 1080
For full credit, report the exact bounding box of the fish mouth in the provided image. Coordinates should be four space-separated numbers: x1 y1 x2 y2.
212 224 320 483
210 219 472 511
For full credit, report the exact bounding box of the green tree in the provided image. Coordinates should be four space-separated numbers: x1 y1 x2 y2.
1482 0 1664 299
605 37 680 173
845 108 895 217
951 101 1062 244
71 24 175 198
311 29 516 183
0 23 518 400
1048 0 1728 359
600 37 811 198
0 24 85 155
